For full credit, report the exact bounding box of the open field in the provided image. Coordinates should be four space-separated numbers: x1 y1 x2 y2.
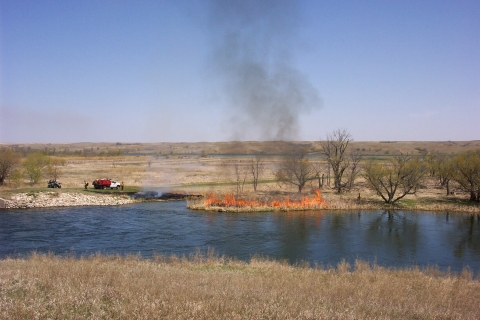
1 140 480 212
3 140 480 157
1 252 479 319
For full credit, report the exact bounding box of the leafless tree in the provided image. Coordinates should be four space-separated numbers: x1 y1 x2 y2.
249 155 264 192
275 148 315 193
233 162 248 195
312 162 325 189
345 150 362 190
320 128 361 193
46 158 66 181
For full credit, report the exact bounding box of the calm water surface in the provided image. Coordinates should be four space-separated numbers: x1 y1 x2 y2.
1 201 479 273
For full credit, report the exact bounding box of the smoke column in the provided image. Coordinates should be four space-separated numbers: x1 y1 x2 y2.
207 0 322 141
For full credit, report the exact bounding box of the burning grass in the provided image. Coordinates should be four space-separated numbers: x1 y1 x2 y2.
186 186 480 213
188 190 327 212
1 252 479 319
2 149 480 213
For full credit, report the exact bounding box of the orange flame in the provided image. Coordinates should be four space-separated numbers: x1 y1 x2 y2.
204 190 325 209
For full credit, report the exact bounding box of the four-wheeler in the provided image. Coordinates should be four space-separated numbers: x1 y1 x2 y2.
47 180 62 188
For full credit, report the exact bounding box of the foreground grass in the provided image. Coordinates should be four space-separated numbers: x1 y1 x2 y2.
1 253 479 319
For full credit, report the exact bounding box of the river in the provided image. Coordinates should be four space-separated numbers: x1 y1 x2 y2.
1 201 479 273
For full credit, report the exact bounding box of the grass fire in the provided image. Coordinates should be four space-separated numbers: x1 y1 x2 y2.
190 189 326 212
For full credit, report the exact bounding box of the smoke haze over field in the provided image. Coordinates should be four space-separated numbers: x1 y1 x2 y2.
207 0 322 141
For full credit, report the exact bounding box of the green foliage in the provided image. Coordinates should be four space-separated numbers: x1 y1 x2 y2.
8 168 23 187
0 147 22 185
425 151 456 195
452 150 480 201
363 154 427 204
107 149 123 156
22 153 50 185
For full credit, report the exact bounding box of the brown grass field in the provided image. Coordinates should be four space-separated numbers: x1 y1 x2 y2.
1 252 479 319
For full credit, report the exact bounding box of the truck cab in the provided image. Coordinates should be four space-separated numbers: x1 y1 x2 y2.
109 180 121 189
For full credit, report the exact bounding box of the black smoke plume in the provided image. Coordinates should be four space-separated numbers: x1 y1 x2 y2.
207 0 322 140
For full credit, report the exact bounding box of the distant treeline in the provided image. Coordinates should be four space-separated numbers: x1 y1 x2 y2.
7 145 125 157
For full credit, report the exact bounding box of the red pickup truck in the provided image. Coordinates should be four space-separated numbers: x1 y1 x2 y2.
92 179 121 189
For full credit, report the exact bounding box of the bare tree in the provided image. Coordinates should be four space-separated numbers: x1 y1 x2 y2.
345 150 362 190
275 148 315 193
233 162 248 195
320 128 360 193
249 155 264 192
312 162 325 189
0 147 21 185
46 158 66 181
363 154 427 204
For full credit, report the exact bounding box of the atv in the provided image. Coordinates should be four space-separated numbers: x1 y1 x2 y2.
47 180 62 188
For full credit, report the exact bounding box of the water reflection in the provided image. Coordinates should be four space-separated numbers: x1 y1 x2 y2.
362 211 421 266
276 211 323 263
453 214 480 259
0 203 479 274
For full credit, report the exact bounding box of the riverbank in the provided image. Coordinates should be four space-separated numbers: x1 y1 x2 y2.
1 191 137 209
1 252 478 319
1 189 480 213
187 193 480 213
2 141 480 212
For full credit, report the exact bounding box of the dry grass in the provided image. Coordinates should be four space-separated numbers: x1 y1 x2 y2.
4 140 480 157
187 185 480 213
1 252 479 319
2 143 480 213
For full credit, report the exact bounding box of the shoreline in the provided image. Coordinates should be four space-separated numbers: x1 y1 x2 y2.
0 191 138 209
187 193 480 213
187 203 480 214
1 191 479 213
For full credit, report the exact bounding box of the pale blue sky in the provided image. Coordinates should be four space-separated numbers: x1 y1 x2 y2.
1 0 479 143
